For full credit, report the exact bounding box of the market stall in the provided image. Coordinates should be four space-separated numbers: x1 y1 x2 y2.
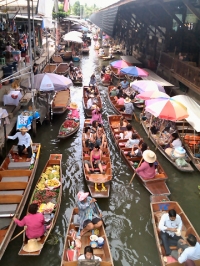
3 91 22 106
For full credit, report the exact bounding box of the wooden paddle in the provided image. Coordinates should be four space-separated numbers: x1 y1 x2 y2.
94 202 107 229
10 226 27 242
129 158 143 186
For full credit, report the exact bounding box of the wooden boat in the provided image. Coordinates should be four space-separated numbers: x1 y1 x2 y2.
83 86 102 118
42 64 57 73
62 51 72 60
111 66 125 80
133 98 145 109
176 120 200 171
108 86 132 121
58 119 80 139
94 45 100 50
0 143 41 260
82 120 112 198
72 55 80 62
151 200 200 266
52 55 63 63
102 56 115 61
18 154 62 256
56 63 70 76
81 47 89 54
73 78 83 86
51 90 70 114
98 54 106 59
112 49 122 54
141 119 194 172
108 115 170 195
60 207 114 266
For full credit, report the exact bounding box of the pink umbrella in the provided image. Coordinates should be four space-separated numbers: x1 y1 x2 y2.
145 97 189 121
120 66 149 77
137 91 170 100
131 80 165 93
110 60 132 69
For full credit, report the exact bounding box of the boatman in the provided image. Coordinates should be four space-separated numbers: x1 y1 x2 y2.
7 127 32 161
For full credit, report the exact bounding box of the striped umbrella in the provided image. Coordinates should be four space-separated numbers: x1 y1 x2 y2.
120 66 149 77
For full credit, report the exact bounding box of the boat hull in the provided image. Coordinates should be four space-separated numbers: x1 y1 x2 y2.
58 120 80 139
83 86 102 118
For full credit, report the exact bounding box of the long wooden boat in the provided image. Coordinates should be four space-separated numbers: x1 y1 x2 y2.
176 120 200 171
60 207 114 266
83 86 102 118
62 51 72 60
108 115 170 195
81 47 89 54
141 118 194 172
42 64 57 73
94 45 100 50
151 200 200 266
52 55 63 63
72 55 80 62
51 90 70 114
108 86 132 121
18 154 62 256
110 66 125 80
82 120 112 198
58 119 80 139
56 63 70 76
0 143 41 260
102 56 115 61
101 74 112 86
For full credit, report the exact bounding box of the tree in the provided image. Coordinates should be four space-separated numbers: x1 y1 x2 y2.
72 1 81 16
52 3 70 20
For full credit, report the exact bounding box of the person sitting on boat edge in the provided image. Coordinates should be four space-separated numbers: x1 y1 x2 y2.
171 233 200 263
84 144 105 174
13 203 46 239
76 191 103 237
158 209 183 256
7 127 32 162
78 245 102 261
67 102 80 119
135 150 157 179
124 97 135 114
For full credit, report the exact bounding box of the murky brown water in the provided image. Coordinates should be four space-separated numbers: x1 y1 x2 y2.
1 42 200 266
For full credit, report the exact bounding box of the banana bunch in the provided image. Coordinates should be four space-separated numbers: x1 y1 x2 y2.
53 165 60 171
46 178 60 187
36 179 46 190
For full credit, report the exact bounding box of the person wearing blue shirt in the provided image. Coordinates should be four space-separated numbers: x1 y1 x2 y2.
120 79 129 89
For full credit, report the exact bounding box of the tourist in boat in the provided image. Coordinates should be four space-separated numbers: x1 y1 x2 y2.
89 74 97 86
7 127 32 161
116 94 125 105
158 209 183 256
13 203 45 239
87 94 98 109
110 86 119 97
77 71 82 80
135 150 157 179
84 144 105 174
95 126 106 149
102 70 112 83
128 141 148 157
67 102 80 119
125 133 140 148
76 191 103 237
99 47 105 56
169 132 182 148
120 79 129 89
171 233 200 263
83 127 96 148
124 97 135 114
101 65 106 77
78 245 102 261
91 106 103 124
119 124 133 139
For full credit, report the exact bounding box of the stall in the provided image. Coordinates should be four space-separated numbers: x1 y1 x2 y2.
3 91 23 106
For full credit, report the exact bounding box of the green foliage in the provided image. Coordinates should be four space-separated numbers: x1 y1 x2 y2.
52 3 70 19
70 1 99 18
72 1 81 16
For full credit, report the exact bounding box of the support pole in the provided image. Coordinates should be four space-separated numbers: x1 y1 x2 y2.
32 0 36 60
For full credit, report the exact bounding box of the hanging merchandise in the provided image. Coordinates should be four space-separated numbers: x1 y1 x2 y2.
43 17 53 29
37 0 54 17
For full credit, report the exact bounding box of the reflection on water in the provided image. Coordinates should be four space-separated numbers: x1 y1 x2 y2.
1 41 200 266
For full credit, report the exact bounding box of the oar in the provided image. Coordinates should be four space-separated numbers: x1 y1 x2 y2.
10 226 27 242
129 158 143 186
94 202 107 229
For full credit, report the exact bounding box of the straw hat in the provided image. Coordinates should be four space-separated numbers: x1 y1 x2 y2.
77 191 89 201
143 150 157 163
124 97 131 103
70 102 78 109
91 105 99 110
19 127 28 132
173 147 186 158
23 239 43 252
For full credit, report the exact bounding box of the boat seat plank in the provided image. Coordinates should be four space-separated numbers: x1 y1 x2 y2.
8 162 31 170
0 182 27 190
0 190 24 195
1 176 29 182
145 181 170 195
0 204 18 214
0 195 23 203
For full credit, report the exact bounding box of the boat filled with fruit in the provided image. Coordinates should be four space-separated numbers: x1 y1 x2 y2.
18 154 62 256
58 118 80 139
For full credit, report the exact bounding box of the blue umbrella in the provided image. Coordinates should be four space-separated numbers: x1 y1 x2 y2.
120 66 149 77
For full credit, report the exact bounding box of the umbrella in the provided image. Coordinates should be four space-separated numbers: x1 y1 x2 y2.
63 31 83 38
137 91 170 100
63 35 83 43
120 66 149 77
34 73 72 92
145 97 189 121
110 60 132 69
131 80 165 93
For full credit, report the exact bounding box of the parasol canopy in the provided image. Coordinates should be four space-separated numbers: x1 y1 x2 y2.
137 90 170 100
120 66 149 77
62 35 83 43
63 31 83 38
34 73 72 92
131 80 165 93
145 97 189 121
110 60 132 69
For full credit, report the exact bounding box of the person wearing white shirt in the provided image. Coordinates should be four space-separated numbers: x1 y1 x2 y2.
158 209 183 256
78 245 102 261
87 96 94 109
7 127 32 161
170 132 182 148
171 234 200 263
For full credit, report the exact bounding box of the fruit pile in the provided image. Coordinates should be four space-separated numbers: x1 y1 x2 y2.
58 119 78 136
36 165 60 190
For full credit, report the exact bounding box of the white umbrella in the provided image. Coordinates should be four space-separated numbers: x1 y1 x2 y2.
62 35 83 43
64 31 83 37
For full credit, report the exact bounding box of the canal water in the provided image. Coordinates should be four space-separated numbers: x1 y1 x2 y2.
1 42 200 266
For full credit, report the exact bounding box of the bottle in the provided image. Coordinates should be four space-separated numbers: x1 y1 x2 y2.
30 153 36 165
8 153 12 160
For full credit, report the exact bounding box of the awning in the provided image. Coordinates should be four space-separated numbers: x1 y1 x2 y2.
121 56 142 66
142 69 174 87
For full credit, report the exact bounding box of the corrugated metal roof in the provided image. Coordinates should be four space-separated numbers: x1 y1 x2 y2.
90 6 119 37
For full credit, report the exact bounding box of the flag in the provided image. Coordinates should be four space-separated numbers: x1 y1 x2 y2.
64 0 69 12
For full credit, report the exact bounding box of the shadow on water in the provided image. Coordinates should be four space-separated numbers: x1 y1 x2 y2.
1 41 200 266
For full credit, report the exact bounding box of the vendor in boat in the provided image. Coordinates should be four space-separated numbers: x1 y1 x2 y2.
135 150 157 179
164 132 182 150
67 102 80 119
7 127 32 161
78 245 102 261
101 65 106 77
77 191 103 237
158 209 183 256
124 97 135 114
89 74 97 87
120 79 129 90
110 86 119 97
116 94 125 105
13 203 46 239
84 144 105 174
128 141 148 157
83 127 96 148
91 106 103 124
171 234 200 263
125 133 141 148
